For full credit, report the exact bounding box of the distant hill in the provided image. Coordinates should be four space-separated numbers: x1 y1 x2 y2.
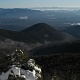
21 23 76 43
0 8 44 31
31 40 80 55
0 8 40 18
0 23 76 44
0 25 26 31
21 23 56 32
1 8 80 31
62 25 80 38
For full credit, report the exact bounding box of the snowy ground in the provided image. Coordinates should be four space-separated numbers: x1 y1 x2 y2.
0 59 42 80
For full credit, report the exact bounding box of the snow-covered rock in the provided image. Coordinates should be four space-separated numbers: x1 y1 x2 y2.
27 59 42 79
0 66 21 80
0 59 42 80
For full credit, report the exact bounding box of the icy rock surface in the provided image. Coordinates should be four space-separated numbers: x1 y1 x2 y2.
0 59 42 80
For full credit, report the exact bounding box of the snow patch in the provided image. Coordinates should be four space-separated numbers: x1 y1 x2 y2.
64 23 80 26
0 59 42 80
19 16 28 20
71 23 80 25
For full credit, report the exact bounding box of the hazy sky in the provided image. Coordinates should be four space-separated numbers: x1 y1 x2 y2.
0 0 80 8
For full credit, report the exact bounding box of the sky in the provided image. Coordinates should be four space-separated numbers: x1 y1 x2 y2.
0 0 80 8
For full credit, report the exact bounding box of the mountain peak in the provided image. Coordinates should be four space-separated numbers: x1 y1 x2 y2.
21 23 56 32
21 23 76 43
32 23 50 27
0 23 76 44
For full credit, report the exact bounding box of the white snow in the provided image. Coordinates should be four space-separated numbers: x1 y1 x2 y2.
20 69 36 80
64 23 80 26
0 66 21 80
71 23 80 25
19 16 28 20
27 59 41 73
0 59 42 80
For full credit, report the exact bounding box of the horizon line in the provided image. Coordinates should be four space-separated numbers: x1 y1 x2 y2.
1 6 80 9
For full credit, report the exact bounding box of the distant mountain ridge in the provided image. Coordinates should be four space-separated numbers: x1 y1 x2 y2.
62 25 80 38
0 8 43 31
0 23 76 44
31 7 80 10
1 8 80 31
0 8 39 16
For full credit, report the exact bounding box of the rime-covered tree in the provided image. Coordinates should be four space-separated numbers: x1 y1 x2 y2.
6 49 29 66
